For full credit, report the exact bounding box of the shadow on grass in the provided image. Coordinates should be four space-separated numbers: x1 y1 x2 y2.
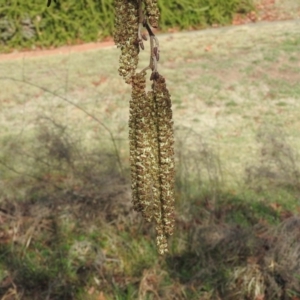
0 117 135 299
167 194 300 299
164 126 300 300
0 123 300 299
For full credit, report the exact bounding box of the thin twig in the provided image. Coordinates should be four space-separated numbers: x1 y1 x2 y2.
140 19 160 79
0 76 124 176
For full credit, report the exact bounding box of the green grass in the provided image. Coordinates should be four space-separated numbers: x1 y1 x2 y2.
0 20 300 299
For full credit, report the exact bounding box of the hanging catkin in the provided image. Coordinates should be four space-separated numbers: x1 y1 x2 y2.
152 74 175 238
114 0 140 83
129 72 155 222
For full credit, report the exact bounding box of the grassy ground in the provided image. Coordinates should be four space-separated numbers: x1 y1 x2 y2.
0 19 300 299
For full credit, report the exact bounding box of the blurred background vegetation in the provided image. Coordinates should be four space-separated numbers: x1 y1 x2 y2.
0 0 254 52
1 0 300 299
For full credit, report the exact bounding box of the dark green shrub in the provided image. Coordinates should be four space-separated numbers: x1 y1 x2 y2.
158 0 254 29
0 0 115 51
0 0 254 52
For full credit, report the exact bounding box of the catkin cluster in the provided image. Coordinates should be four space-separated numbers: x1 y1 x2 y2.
129 73 175 254
114 0 175 254
46 0 175 254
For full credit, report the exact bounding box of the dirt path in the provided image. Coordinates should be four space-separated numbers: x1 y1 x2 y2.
0 40 115 61
0 18 299 62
